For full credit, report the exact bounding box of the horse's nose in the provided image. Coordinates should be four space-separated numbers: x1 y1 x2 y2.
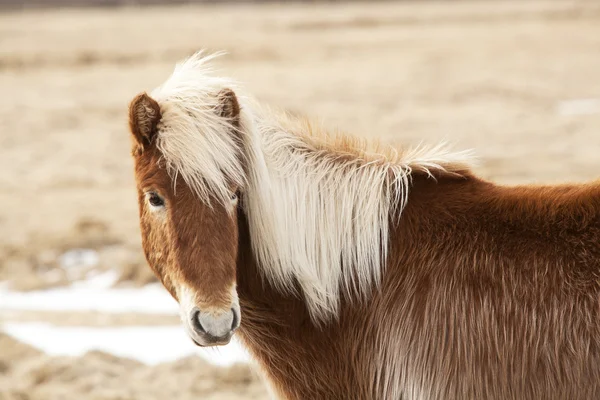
189 307 239 345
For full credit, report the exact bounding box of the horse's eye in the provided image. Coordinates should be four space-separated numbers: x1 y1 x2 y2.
231 191 238 201
148 192 165 207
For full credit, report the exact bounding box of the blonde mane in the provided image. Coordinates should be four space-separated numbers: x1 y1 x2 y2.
150 51 474 322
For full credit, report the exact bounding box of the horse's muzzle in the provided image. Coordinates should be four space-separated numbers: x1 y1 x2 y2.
187 307 240 346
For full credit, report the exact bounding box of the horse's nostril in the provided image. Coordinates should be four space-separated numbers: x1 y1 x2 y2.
191 308 206 334
189 307 238 343
231 308 239 331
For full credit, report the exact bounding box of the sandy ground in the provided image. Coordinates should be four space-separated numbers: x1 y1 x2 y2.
0 333 266 400
1 1 600 398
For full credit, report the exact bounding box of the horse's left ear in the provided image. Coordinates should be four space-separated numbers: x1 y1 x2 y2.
216 88 240 126
129 92 161 151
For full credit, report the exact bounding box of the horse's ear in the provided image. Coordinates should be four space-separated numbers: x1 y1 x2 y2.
216 88 240 126
129 92 161 150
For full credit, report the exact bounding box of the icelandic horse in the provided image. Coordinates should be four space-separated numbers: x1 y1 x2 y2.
127 51 600 400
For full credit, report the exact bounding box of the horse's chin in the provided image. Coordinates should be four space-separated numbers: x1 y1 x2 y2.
189 333 233 348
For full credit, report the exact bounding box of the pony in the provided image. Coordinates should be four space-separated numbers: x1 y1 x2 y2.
127 51 600 399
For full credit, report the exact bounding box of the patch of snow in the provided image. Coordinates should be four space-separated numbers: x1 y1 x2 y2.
59 248 99 270
0 272 178 315
73 269 120 289
1 322 251 366
557 98 600 116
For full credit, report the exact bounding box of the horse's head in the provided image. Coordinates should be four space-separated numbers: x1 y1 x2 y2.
127 70 246 347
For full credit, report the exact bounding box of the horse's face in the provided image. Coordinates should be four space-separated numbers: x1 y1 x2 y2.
127 92 241 347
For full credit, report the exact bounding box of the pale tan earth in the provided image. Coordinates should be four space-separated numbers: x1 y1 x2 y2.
0 333 267 400
1 1 600 399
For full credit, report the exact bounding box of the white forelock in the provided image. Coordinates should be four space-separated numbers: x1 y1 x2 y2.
150 51 246 206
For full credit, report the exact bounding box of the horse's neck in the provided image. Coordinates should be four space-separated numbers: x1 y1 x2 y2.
235 210 313 336
233 169 478 399
235 210 377 399
234 211 314 398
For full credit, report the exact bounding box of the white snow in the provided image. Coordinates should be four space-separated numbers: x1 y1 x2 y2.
59 248 100 270
0 271 179 315
0 272 251 366
1 322 251 366
557 98 600 116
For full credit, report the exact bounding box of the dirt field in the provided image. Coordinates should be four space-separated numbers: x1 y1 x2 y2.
1 1 600 399
0 333 267 400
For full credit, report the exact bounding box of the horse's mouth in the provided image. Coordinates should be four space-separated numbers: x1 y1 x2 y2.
189 332 233 347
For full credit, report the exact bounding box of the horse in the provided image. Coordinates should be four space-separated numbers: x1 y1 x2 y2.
126 51 600 400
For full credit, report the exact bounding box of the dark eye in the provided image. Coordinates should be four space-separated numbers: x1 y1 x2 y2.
148 192 165 207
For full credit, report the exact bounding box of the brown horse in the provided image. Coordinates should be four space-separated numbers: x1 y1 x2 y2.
127 51 600 400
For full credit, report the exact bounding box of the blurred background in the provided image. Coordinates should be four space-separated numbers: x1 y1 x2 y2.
1 0 599 399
